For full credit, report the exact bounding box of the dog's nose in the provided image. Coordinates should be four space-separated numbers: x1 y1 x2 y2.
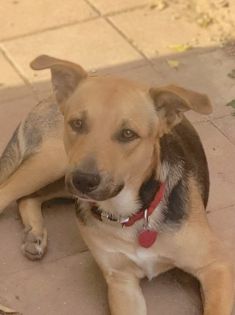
72 171 101 193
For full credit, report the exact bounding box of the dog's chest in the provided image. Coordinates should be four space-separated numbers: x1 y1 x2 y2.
125 247 164 280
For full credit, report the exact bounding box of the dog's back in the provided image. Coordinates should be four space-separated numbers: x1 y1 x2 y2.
0 97 63 186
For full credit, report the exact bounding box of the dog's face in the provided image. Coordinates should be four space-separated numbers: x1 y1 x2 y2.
63 77 159 201
31 55 212 206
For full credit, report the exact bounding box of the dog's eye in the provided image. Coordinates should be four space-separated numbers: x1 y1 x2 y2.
69 119 83 132
118 129 139 142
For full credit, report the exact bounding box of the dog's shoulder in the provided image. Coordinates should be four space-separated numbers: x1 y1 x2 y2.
160 118 209 225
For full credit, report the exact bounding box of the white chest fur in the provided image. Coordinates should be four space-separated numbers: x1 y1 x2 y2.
80 215 172 281
125 247 162 280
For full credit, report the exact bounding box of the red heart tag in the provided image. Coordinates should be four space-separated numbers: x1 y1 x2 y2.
138 230 158 248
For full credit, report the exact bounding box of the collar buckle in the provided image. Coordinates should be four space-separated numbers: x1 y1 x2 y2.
99 209 130 225
143 208 149 229
119 217 130 224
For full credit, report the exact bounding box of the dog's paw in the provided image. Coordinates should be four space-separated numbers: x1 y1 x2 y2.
22 228 48 261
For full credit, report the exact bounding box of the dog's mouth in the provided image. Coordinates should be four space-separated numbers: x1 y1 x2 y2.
66 177 124 202
78 185 124 201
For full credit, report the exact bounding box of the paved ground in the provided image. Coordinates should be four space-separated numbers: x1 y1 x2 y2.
0 0 235 314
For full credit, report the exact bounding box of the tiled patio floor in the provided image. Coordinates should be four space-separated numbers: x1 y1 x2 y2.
0 1 235 314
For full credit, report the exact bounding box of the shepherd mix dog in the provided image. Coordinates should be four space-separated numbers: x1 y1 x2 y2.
0 55 234 315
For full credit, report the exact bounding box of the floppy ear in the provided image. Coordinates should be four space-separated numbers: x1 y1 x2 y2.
149 85 212 129
30 55 87 105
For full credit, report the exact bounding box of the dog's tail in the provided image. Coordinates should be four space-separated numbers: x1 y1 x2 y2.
0 124 26 185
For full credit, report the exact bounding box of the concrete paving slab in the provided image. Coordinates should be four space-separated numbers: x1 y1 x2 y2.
0 51 33 102
89 0 147 14
2 19 144 97
0 252 108 315
110 3 235 58
208 205 235 252
0 0 97 41
213 115 235 146
143 270 202 315
152 49 235 120
195 121 235 211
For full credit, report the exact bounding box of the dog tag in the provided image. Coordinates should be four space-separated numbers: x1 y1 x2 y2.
138 209 157 248
138 229 158 248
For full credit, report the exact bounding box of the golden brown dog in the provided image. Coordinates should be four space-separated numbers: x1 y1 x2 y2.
0 55 234 315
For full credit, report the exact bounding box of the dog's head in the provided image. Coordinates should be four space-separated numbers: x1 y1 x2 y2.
31 55 212 214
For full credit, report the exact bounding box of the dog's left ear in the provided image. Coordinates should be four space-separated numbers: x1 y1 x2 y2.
30 55 87 106
149 85 212 128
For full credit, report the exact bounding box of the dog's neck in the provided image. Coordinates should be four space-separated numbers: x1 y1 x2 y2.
96 187 140 217
94 174 161 218
139 175 161 210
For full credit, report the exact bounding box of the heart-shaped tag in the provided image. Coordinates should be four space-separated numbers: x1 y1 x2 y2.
138 230 158 248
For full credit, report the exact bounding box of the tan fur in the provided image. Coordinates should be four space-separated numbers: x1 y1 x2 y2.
0 55 233 314
0 140 66 212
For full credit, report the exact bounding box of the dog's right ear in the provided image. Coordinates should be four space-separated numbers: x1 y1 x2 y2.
30 55 87 106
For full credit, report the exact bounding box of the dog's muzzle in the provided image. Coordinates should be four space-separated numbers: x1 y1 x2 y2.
66 170 124 201
72 170 101 194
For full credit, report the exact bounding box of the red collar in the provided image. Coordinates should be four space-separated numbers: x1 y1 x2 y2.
91 183 165 227
90 183 165 248
123 183 165 227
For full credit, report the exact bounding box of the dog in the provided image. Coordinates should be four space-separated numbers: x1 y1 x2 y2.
0 55 234 315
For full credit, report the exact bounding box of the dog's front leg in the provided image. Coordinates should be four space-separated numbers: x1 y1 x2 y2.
18 196 48 261
176 230 234 315
196 260 234 315
105 271 147 315
173 218 234 314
